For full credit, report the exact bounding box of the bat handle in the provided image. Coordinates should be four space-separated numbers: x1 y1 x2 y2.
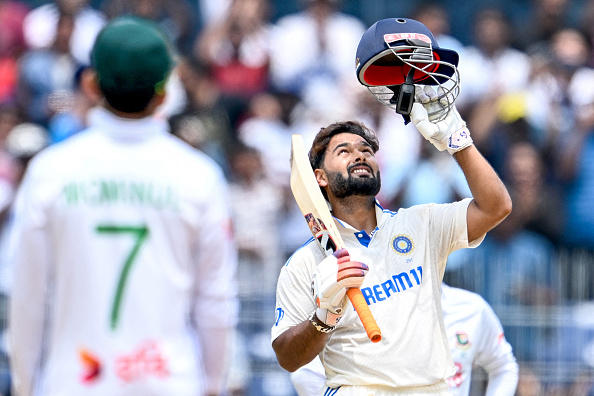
346 288 381 343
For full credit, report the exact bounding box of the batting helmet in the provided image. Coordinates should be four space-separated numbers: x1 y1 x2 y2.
355 18 460 121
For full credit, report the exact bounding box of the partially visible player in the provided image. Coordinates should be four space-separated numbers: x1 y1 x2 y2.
291 283 519 396
8 16 238 396
441 283 518 395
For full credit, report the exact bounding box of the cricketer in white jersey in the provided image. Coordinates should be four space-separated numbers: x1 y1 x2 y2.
271 112 511 392
8 16 238 396
290 284 519 396
273 199 482 394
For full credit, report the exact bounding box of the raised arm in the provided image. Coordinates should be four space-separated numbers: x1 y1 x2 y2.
411 89 511 243
453 146 512 242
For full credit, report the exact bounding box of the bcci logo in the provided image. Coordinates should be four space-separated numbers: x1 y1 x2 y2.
392 235 414 254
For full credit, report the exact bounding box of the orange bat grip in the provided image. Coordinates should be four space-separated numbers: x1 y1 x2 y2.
346 288 381 342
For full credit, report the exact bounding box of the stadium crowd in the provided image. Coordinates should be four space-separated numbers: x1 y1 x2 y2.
1 0 594 395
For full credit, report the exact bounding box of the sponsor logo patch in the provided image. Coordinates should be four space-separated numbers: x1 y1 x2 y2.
79 348 102 384
115 340 169 383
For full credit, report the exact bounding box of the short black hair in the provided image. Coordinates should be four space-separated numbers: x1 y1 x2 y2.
102 87 157 113
308 120 380 170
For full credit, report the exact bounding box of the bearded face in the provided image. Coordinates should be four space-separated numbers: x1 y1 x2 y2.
325 163 381 199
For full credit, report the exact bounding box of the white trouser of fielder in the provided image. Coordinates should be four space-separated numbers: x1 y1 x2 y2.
320 383 453 396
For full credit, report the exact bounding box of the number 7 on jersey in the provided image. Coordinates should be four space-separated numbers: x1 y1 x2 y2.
290 134 381 343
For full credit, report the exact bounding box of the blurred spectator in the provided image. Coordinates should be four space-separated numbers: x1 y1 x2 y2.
197 0 232 28
22 0 106 65
556 89 594 251
236 92 311 260
228 143 285 299
579 0 594 67
0 104 24 217
268 0 365 96
0 104 21 148
504 142 564 245
195 0 271 100
0 0 30 105
47 65 99 144
102 0 198 56
524 28 594 152
169 56 240 174
17 12 79 127
237 92 292 186
411 2 464 54
3 122 50 186
516 0 571 51
393 140 471 209
456 8 531 118
0 119 49 396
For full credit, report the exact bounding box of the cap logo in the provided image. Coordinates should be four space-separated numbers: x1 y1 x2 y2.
384 33 431 44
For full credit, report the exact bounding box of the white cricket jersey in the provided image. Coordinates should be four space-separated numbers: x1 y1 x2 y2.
290 284 518 396
8 108 238 396
442 284 518 396
272 198 483 390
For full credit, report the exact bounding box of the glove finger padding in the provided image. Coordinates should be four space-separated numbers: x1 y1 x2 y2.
414 85 435 104
411 103 448 151
415 85 448 121
312 248 369 326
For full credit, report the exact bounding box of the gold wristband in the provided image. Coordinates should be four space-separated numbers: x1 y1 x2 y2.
309 312 335 333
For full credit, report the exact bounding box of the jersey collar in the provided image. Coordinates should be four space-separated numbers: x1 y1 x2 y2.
332 199 387 247
88 107 169 143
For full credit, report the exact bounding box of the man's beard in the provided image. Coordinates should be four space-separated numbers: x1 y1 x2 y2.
326 167 381 199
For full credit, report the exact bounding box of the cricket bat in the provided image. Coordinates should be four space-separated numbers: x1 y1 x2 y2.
290 134 381 343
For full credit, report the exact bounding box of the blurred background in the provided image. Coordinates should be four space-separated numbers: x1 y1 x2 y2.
2 0 594 395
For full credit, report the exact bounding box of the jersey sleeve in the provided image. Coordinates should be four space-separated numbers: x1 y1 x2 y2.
473 299 519 396
271 246 318 343
429 198 484 252
8 160 53 396
427 198 485 278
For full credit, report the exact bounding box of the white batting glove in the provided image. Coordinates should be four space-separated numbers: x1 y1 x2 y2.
411 86 473 155
312 248 368 327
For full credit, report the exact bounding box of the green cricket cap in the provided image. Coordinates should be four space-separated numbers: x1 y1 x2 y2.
91 16 174 96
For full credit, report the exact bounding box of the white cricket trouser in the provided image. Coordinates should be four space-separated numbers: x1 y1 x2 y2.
321 383 452 396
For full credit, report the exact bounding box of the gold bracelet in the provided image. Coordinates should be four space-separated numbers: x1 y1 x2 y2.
309 312 335 333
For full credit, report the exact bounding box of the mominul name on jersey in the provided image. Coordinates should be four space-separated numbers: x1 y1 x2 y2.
62 180 180 211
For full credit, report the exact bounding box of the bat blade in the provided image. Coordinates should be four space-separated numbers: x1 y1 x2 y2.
290 134 381 343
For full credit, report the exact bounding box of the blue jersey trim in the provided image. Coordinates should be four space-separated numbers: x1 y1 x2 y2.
284 237 316 266
324 386 341 395
354 230 372 247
